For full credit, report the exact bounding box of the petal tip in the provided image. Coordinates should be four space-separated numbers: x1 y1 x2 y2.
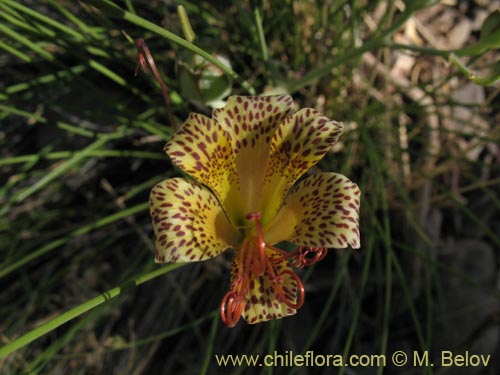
350 240 361 250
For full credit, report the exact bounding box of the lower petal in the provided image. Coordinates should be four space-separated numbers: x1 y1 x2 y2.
150 178 239 263
231 248 300 324
264 172 361 249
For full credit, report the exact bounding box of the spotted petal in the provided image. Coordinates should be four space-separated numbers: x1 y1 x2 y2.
150 178 239 263
213 95 294 218
231 248 298 324
264 173 360 249
260 108 344 224
163 113 241 223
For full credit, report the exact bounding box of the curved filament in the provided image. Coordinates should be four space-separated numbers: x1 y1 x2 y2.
272 270 305 309
220 290 244 328
293 246 328 268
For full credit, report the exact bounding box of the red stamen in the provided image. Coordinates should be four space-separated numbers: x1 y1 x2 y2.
267 245 294 262
272 270 305 309
221 214 325 326
246 212 266 276
292 246 328 268
231 274 243 290
263 251 305 310
239 237 254 296
220 290 244 328
316 247 328 262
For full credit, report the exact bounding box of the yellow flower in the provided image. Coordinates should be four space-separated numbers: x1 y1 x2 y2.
150 95 360 327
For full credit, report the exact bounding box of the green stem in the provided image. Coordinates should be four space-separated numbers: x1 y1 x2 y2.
0 39 31 63
254 7 268 61
0 263 185 359
0 21 54 61
2 0 85 41
302 252 351 351
338 235 374 375
0 104 46 123
199 314 219 375
1 65 86 97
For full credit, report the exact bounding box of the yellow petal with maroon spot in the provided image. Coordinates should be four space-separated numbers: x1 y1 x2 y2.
163 113 241 223
213 95 294 217
150 178 239 263
260 108 344 225
230 248 298 324
264 173 361 249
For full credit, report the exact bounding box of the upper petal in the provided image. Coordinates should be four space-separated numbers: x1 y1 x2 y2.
260 108 344 224
264 172 361 249
213 95 295 217
150 178 239 263
163 113 241 224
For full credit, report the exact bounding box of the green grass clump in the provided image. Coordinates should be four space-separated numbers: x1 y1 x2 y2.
1 1 499 374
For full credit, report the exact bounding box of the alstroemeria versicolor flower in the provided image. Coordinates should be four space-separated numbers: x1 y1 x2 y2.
150 95 360 327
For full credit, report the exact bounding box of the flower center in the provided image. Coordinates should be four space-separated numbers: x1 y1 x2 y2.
220 212 327 327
